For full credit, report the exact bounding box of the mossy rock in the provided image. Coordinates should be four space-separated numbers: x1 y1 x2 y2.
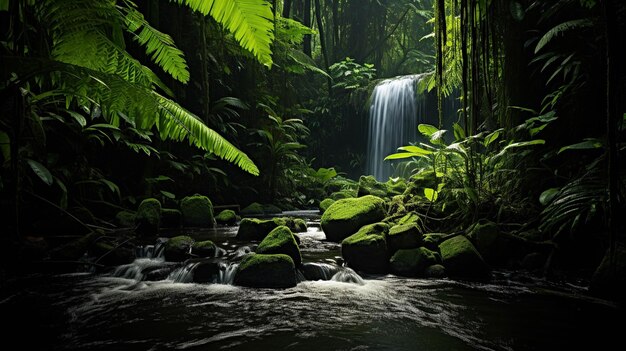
241 202 264 216
181 195 215 227
387 195 406 216
423 233 445 252
389 247 441 277
319 198 335 214
136 198 161 236
357 175 388 198
325 177 358 194
321 195 386 242
215 209 237 225
439 235 490 281
262 204 282 215
234 254 297 288
164 235 194 261
386 223 422 254
396 212 421 226
590 243 626 300
467 220 531 266
257 226 302 266
90 241 135 266
192 240 217 258
341 222 389 273
292 218 307 233
115 210 136 228
236 218 282 241
161 208 182 228
330 190 355 200
424 264 446 278
385 178 407 196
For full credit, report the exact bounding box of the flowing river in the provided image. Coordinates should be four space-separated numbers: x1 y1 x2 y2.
0 211 620 350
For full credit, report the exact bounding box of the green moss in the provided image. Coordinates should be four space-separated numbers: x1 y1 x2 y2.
357 175 388 198
215 209 237 225
257 225 302 266
385 178 407 196
262 204 282 214
422 233 445 252
439 235 490 281
234 253 297 288
329 190 355 200
292 218 307 232
115 210 136 228
181 195 214 227
192 240 217 257
161 208 182 228
164 235 194 261
319 198 335 214
236 218 281 241
136 198 161 236
386 223 422 253
389 247 440 276
321 195 386 242
241 202 264 216
397 212 421 226
342 222 389 245
341 222 389 273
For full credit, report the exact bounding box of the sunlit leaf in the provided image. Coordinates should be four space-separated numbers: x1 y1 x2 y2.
558 139 603 154
26 159 53 185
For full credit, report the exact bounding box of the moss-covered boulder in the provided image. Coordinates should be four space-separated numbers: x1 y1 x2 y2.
590 243 626 300
467 220 532 266
161 208 182 228
241 202 264 216
439 235 490 281
192 240 217 258
422 233 446 252
330 190 355 200
263 204 282 215
319 198 335 214
181 195 214 227
136 198 161 236
164 235 194 261
341 222 389 273
115 210 136 228
357 175 388 198
257 226 302 266
215 209 237 225
233 254 297 288
424 264 446 278
236 218 282 241
389 247 441 277
321 195 386 242
385 178 407 196
396 212 421 226
386 223 422 254
292 218 307 233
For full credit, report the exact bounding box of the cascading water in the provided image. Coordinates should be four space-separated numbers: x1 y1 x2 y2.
366 74 460 181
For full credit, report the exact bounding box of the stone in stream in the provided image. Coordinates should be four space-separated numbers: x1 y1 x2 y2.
439 235 491 281
236 217 307 241
389 247 441 277
192 240 217 258
467 220 533 266
215 209 238 225
386 223 422 254
321 195 386 242
234 254 297 288
318 198 335 214
257 226 302 266
181 195 215 227
115 210 136 228
161 208 182 228
424 264 446 278
164 235 194 262
135 198 161 236
300 262 340 281
341 222 389 274
240 202 282 216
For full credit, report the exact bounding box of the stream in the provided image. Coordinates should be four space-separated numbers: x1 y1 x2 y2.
0 211 621 350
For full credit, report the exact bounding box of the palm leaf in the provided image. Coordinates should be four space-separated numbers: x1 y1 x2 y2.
177 0 275 67
534 19 593 53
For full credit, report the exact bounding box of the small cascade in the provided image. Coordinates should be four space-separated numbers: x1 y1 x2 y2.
230 246 253 260
301 262 341 281
168 262 200 283
113 258 166 280
217 262 239 285
331 267 365 285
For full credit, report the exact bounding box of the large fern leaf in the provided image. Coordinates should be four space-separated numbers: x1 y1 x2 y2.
177 0 275 67
534 19 593 53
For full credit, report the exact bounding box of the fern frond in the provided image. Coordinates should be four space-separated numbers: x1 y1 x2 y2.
534 19 593 53
177 0 275 67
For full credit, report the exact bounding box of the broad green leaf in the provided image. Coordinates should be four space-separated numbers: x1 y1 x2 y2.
539 188 560 206
483 129 501 147
385 152 427 160
453 123 465 141
26 159 53 185
557 139 603 154
397 145 433 155
503 139 545 151
0 0 8 11
67 111 87 127
534 19 593 54
160 190 176 199
418 124 439 138
100 178 120 197
424 188 438 202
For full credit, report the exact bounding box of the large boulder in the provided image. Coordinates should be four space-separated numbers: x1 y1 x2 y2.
357 175 388 198
329 190 355 200
192 240 217 258
164 235 194 261
389 247 441 277
590 243 626 300
439 235 491 281
135 198 161 236
257 226 302 266
215 209 237 225
236 218 282 241
467 220 533 266
341 222 389 273
386 223 422 254
181 195 215 227
396 212 421 226
385 178 407 196
115 210 136 228
233 254 297 288
240 203 282 216
161 208 182 228
319 198 335 214
321 195 386 242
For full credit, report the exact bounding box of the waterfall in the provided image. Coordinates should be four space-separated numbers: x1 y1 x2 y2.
331 267 365 285
365 74 460 181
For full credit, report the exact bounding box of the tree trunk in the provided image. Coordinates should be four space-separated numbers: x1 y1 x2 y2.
303 0 312 56
314 0 331 93
283 0 292 18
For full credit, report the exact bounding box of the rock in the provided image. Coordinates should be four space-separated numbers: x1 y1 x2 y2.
241 202 264 216
321 195 386 242
341 222 389 273
439 235 490 281
192 240 217 257
181 195 215 227
319 198 335 214
257 226 302 266
192 259 222 283
291 218 307 233
215 209 237 225
357 175 388 198
467 220 532 266
262 204 282 215
90 241 135 266
115 211 136 228
300 262 340 281
422 233 446 252
161 208 182 228
236 218 282 241
387 195 406 216
389 247 441 277
135 198 161 236
424 264 446 278
143 266 175 281
325 177 358 194
385 178 407 196
396 212 421 226
590 243 626 300
164 235 194 261
330 190 355 200
233 254 297 288
386 223 422 254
